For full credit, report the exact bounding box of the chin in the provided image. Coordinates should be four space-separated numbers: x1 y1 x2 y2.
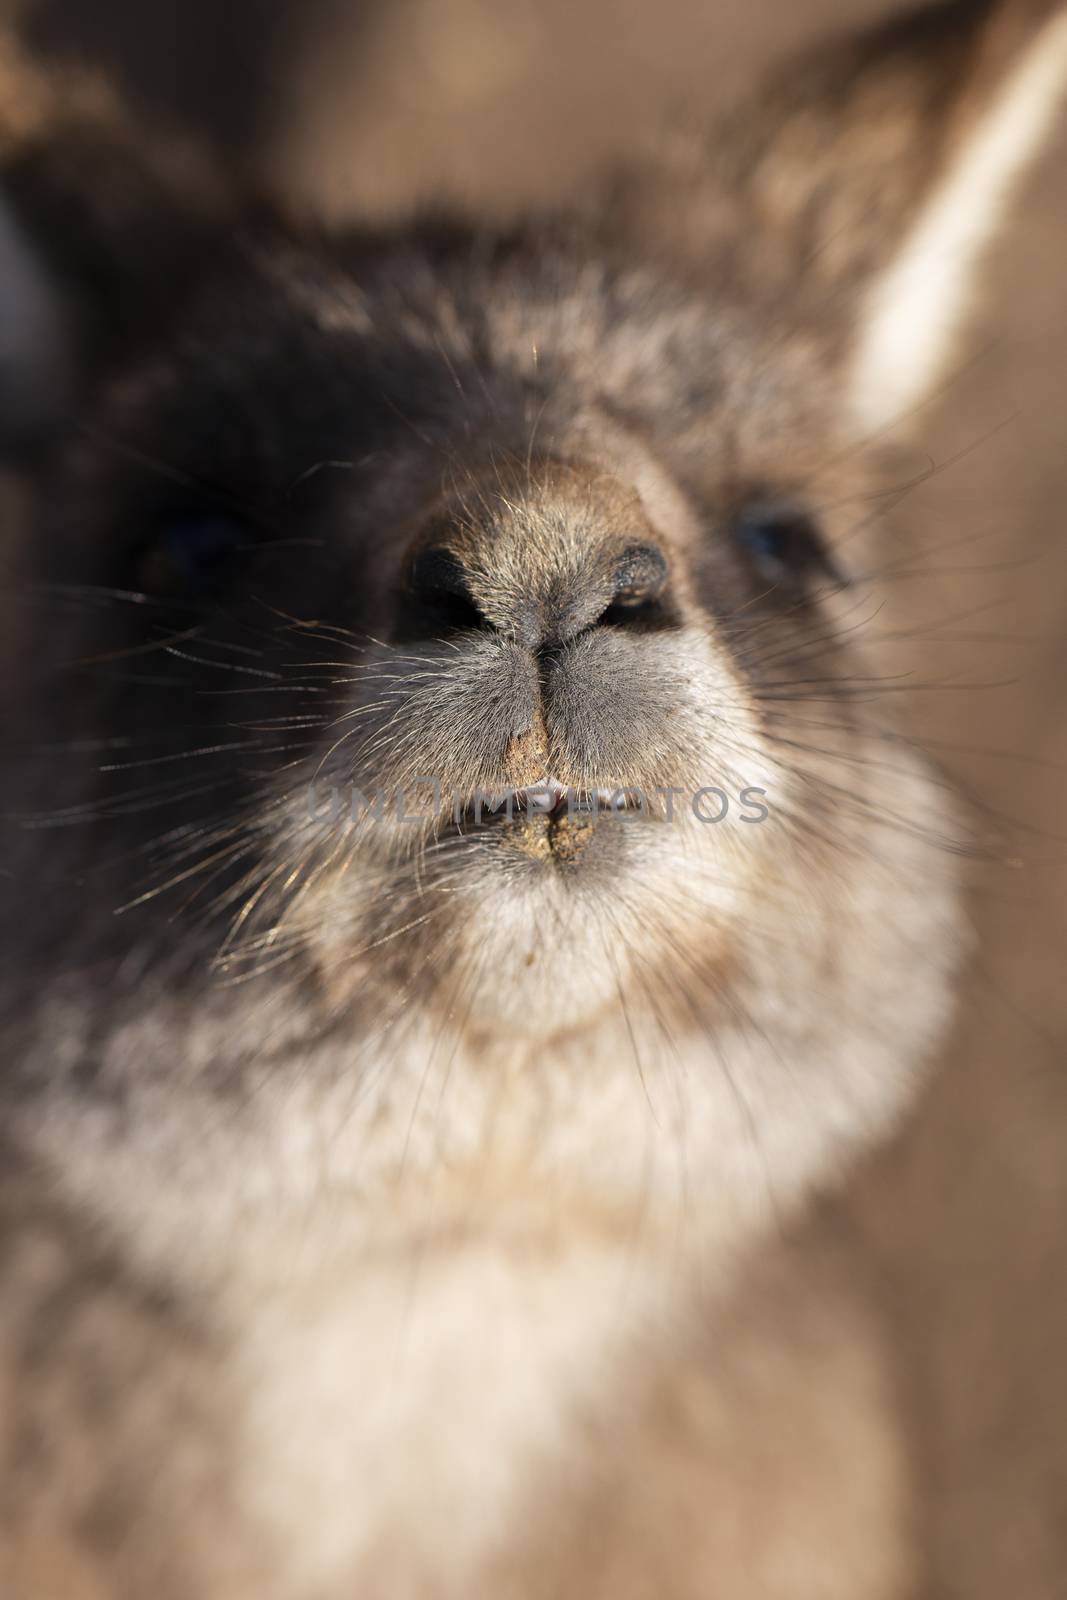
291 793 758 1042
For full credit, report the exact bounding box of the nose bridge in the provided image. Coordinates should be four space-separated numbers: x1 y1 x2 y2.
446 462 663 648
467 509 609 648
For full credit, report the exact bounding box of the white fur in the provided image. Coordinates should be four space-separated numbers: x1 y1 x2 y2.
237 1240 669 1596
22 745 961 1593
848 9 1067 433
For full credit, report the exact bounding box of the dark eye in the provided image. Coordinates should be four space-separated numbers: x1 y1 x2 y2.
732 502 843 591
138 512 247 598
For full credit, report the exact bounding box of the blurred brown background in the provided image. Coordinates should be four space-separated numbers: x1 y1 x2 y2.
6 2 1067 1595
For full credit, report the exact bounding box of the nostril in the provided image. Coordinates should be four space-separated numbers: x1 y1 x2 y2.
401 538 672 643
600 544 670 627
410 547 469 600
408 546 484 632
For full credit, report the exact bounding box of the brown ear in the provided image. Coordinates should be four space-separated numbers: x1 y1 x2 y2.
0 28 231 449
637 0 1067 434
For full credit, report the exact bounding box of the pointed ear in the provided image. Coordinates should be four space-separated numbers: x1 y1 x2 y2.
703 0 1067 436
842 1 1067 433
0 38 231 449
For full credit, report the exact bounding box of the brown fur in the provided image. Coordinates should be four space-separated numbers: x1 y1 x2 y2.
1 4 1064 1595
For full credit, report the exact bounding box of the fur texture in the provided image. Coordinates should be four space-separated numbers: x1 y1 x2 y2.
1 3 1063 1594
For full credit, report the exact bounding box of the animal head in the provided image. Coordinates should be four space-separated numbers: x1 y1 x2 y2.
2 1 1063 1068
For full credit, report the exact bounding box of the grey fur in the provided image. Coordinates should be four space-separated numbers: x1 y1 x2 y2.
2 3 1060 1594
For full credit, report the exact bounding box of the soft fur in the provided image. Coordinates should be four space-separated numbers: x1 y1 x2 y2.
1 3 1064 1595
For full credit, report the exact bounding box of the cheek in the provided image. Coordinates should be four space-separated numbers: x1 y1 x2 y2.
321 637 541 792
687 530 767 626
543 624 769 788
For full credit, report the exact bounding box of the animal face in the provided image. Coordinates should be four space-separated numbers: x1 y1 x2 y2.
3 0 1064 1187
2 214 918 1035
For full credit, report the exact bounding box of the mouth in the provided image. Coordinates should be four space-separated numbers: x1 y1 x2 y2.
450 778 645 827
446 779 647 865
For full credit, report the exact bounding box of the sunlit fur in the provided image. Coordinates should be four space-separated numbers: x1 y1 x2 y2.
4 2 1063 1594
2 222 963 1596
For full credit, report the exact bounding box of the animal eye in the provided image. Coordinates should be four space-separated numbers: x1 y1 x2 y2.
732 502 842 590
137 512 248 598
